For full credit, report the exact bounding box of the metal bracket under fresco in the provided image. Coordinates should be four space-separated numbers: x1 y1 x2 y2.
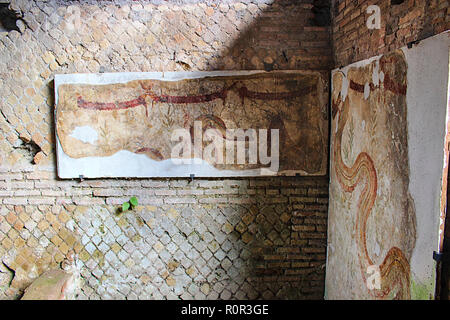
433 251 450 263
407 39 421 49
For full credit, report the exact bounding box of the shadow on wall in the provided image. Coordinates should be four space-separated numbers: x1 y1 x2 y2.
0 2 27 33
216 0 330 300
189 0 332 71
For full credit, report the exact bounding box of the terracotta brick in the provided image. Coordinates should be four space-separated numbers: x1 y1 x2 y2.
13 220 24 231
6 211 17 225
333 0 448 67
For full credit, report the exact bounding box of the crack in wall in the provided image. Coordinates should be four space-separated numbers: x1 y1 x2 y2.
0 261 15 296
0 109 43 164
0 2 28 33
14 137 42 164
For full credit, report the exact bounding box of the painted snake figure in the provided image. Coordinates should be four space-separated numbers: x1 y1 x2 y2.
333 77 411 299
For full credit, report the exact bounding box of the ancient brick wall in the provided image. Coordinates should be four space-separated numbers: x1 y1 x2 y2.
0 0 331 299
332 0 450 67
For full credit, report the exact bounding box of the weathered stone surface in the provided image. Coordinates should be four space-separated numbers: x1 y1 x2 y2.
21 269 75 300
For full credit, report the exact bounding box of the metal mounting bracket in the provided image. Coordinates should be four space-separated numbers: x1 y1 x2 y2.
433 251 450 262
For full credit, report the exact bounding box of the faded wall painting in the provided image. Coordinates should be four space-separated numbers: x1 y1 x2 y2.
55 71 328 178
326 32 450 300
326 51 417 299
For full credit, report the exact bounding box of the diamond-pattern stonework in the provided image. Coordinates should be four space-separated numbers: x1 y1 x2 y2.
71 202 324 300
0 0 331 300
0 193 328 299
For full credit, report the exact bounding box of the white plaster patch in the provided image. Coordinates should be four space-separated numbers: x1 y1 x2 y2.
56 142 279 178
364 82 370 99
341 76 349 101
374 240 380 257
69 126 98 145
372 60 380 86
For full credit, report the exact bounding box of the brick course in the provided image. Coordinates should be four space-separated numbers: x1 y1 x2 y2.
332 0 450 67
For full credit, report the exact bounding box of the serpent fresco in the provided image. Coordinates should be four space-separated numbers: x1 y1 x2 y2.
330 51 416 299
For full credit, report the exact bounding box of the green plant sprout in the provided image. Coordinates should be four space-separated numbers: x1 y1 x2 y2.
121 196 138 213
